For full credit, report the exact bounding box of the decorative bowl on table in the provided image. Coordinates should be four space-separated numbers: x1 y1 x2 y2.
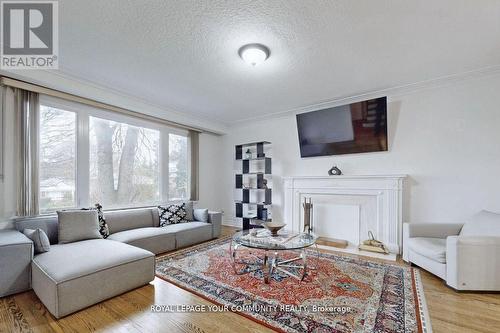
263 222 286 236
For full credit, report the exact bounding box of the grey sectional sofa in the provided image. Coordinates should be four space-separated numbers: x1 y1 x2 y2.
0 230 33 297
14 207 222 318
104 208 222 253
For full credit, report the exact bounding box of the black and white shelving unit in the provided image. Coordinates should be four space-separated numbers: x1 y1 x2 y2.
234 141 272 230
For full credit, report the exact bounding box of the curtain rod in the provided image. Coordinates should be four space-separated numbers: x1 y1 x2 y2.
0 76 204 133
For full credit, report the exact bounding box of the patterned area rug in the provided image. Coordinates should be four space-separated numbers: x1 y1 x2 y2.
156 237 431 333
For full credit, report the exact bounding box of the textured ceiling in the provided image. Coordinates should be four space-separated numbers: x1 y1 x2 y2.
57 0 500 123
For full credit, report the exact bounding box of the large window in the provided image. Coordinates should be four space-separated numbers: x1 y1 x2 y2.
89 117 160 208
39 106 76 213
38 96 191 212
169 133 189 200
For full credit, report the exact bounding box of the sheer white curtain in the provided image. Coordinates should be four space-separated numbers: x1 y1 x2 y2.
0 86 17 219
2 85 40 216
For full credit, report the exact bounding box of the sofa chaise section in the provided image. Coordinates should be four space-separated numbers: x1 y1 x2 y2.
32 239 154 318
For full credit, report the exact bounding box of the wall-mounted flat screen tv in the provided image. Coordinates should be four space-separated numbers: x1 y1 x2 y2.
296 97 388 157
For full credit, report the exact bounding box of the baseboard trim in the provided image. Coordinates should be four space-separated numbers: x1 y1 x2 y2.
222 219 239 228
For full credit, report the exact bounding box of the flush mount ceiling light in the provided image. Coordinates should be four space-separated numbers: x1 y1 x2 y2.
238 43 270 66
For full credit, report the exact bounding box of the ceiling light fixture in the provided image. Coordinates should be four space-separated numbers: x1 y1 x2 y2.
238 43 270 66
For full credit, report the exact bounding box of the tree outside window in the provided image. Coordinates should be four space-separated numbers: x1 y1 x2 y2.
38 101 190 213
169 133 188 200
89 117 160 208
39 106 76 213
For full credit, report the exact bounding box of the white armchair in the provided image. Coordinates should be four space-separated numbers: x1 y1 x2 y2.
403 210 500 291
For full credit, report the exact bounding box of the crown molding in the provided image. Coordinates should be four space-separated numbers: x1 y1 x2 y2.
230 64 500 126
53 66 232 126
4 63 500 131
0 68 229 134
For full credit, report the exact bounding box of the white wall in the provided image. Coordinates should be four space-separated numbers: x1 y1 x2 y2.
197 132 224 212
221 73 500 226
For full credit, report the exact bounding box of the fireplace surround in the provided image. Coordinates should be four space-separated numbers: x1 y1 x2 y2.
283 175 406 256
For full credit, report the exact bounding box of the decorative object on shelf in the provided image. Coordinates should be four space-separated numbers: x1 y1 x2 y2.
263 221 286 236
302 197 313 234
261 208 268 221
247 210 257 218
359 231 389 254
245 149 252 159
328 165 342 176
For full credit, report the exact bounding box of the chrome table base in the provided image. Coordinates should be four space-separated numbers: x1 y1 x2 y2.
229 241 319 284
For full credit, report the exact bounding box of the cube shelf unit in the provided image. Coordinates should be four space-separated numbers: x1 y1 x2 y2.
234 141 272 230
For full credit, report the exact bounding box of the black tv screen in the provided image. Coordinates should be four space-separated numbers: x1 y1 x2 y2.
296 97 388 157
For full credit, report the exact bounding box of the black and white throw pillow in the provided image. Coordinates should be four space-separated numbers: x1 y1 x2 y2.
82 203 110 238
158 203 188 226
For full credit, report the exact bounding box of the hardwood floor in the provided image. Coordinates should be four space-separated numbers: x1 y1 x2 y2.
418 269 500 333
1 226 499 333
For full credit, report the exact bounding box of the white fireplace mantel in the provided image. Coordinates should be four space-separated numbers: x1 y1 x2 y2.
283 175 406 254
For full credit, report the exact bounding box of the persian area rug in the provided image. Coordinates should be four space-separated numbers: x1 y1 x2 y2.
155 237 431 333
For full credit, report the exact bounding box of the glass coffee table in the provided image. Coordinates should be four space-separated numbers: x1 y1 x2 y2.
229 229 318 284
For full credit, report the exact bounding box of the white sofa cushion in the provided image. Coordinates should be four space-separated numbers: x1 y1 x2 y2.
460 210 500 237
408 237 447 263
194 208 209 222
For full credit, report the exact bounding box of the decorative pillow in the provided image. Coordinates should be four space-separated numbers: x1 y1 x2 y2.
57 210 102 244
460 210 500 237
23 228 50 254
158 203 188 226
194 208 209 223
183 201 194 221
82 203 110 238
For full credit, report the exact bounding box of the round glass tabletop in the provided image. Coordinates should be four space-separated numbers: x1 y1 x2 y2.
232 229 318 250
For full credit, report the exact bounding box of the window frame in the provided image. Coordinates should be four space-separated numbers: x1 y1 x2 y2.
38 95 191 213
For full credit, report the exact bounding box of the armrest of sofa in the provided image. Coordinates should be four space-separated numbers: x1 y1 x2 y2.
446 236 500 290
402 223 463 261
403 223 464 238
208 211 222 238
